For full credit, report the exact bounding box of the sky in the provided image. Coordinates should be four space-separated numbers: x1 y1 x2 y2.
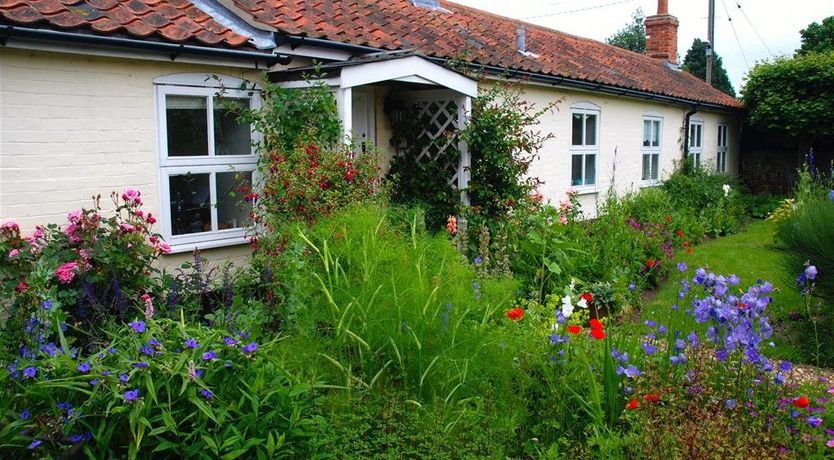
449 0 833 95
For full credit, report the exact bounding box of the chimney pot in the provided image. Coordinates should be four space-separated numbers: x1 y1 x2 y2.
658 0 668 15
645 2 678 65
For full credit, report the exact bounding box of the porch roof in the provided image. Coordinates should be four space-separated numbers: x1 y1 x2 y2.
268 50 478 97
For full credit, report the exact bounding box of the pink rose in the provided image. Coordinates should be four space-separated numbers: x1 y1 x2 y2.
146 213 156 225
0 220 19 233
55 261 80 284
122 188 142 206
158 242 171 254
119 223 136 234
67 210 82 223
32 225 46 240
8 249 20 258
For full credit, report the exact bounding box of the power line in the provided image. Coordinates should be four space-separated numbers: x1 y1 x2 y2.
521 0 637 20
720 0 750 71
734 1 775 58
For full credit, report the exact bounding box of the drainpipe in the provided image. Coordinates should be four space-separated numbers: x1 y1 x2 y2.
683 106 698 161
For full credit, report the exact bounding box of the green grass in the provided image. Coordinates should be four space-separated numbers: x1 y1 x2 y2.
641 219 811 364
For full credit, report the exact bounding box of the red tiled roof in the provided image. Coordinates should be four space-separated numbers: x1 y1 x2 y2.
233 0 742 108
0 0 252 47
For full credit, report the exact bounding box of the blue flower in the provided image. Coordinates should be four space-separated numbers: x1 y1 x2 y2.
22 366 37 379
474 256 483 266
641 341 657 356
725 399 736 410
200 388 214 399
805 265 818 281
128 321 146 333
716 349 728 362
670 353 687 366
133 361 148 369
242 342 258 355
42 300 53 310
658 324 668 335
223 336 238 347
644 320 656 328
774 373 786 385
28 439 42 450
184 338 198 349
628 282 637 292
808 415 823 428
89 379 99 386
148 337 161 347
780 360 793 373
139 345 154 356
119 373 129 383
677 262 687 272
108 347 117 354
57 401 73 411
202 350 217 361
124 389 140 402
77 361 91 374
687 331 700 349
20 409 30 420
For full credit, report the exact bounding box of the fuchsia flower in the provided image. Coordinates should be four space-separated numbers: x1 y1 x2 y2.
122 188 142 205
119 223 136 234
67 210 82 223
8 249 20 258
0 220 19 233
157 242 171 254
55 261 79 284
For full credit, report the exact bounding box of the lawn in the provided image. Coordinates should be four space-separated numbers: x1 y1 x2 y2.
642 218 813 364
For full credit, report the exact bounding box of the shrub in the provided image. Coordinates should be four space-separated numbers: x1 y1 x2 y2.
776 198 834 302
662 167 745 236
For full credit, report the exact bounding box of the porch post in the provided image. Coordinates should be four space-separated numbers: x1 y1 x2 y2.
336 87 353 145
458 95 472 205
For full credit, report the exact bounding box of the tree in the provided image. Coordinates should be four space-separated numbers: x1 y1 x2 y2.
742 51 834 139
606 8 646 53
796 16 834 56
681 38 736 97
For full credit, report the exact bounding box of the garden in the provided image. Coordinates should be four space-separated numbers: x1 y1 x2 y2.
1 78 834 459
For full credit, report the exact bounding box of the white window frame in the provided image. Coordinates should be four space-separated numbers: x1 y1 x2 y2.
154 75 261 252
717 124 728 173
641 114 662 182
688 118 704 169
570 103 600 188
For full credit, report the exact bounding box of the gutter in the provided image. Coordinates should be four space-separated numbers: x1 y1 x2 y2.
269 34 740 112
683 107 698 160
0 26 292 66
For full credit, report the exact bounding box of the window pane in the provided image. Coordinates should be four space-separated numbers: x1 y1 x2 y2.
214 97 252 156
166 95 208 157
696 125 702 147
571 154 583 185
652 120 660 147
572 113 583 145
169 173 211 235
643 120 651 147
584 154 596 185
584 114 597 146
642 153 651 180
689 125 696 147
651 153 659 179
216 171 253 230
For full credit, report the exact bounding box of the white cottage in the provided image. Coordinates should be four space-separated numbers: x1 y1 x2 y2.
0 0 743 266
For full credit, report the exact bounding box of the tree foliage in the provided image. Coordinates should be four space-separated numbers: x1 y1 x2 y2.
681 38 736 97
741 50 834 139
797 16 834 56
606 8 646 53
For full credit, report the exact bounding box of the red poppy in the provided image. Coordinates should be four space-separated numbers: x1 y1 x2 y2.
589 318 604 330
647 258 656 268
687 247 693 254
506 307 524 322
645 393 661 403
626 399 639 410
567 325 582 335
676 229 684 238
581 292 594 304
665 215 672 223
590 328 606 340
793 396 809 409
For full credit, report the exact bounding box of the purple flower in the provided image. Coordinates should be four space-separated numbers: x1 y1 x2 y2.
242 342 258 355
644 320 656 328
641 341 657 356
674 339 686 353
223 336 238 347
549 334 568 345
20 409 31 419
808 415 823 428
69 432 92 443
77 361 91 374
139 345 154 356
622 365 641 379
124 389 140 402
677 262 687 272
474 256 483 266
148 338 161 347
658 324 668 335
780 361 793 373
22 366 37 379
202 350 217 361
133 361 148 369
119 373 129 383
687 331 700 349
200 388 214 399
108 347 117 354
42 300 52 310
725 399 736 410
128 321 146 333
184 338 198 349
628 282 637 292
57 401 73 411
805 265 818 281
670 353 687 366
28 439 42 450
727 274 740 286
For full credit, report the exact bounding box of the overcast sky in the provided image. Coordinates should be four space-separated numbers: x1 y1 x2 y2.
450 0 833 95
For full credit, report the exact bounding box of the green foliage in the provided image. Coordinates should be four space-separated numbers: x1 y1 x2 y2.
606 8 646 53
797 16 834 56
681 38 736 97
741 50 834 139
662 167 745 236
776 198 834 303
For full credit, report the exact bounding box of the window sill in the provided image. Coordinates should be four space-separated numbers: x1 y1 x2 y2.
640 180 661 188
166 235 251 254
572 186 599 196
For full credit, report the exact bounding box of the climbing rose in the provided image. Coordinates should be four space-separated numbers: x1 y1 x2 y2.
506 307 524 322
122 188 142 205
55 261 79 284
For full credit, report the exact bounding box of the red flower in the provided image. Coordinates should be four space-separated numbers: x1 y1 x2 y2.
590 328 606 340
567 325 582 335
647 258 656 268
687 247 693 254
15 280 29 293
793 396 809 409
581 292 593 304
589 318 603 330
665 215 672 223
506 307 524 322
626 399 639 410
677 229 684 238
244 192 259 203
645 393 661 403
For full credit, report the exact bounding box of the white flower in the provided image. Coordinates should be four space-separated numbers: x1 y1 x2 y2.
577 298 588 309
722 184 731 197
561 295 574 317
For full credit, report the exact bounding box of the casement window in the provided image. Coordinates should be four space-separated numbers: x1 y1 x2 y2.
717 124 728 173
641 115 662 181
688 118 704 168
570 103 600 187
154 75 260 252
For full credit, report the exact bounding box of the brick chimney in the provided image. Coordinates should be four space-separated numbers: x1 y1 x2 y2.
645 0 679 65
